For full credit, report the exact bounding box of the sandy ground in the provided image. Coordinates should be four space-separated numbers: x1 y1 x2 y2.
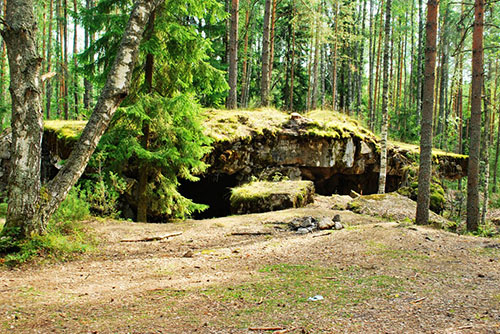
1 196 499 333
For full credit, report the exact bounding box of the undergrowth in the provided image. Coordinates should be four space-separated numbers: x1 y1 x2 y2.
0 187 96 267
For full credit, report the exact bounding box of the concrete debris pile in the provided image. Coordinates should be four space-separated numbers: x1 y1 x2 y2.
288 214 344 234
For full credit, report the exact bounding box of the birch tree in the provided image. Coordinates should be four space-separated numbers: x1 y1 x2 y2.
1 0 164 239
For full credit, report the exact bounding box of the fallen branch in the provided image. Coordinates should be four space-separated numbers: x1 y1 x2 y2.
120 231 183 242
457 325 473 330
312 232 332 238
230 232 272 236
273 328 297 334
249 327 285 331
411 297 427 304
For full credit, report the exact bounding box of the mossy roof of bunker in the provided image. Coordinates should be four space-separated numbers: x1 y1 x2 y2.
230 180 314 203
203 108 379 143
41 109 467 163
389 140 468 160
44 120 87 141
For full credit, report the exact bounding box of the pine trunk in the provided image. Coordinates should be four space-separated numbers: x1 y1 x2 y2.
260 0 272 106
73 0 79 117
226 0 239 109
240 1 251 107
467 0 485 232
415 0 439 225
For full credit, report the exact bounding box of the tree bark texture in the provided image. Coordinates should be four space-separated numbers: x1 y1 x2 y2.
415 0 439 225
260 0 272 106
377 0 391 194
2 0 45 237
226 0 239 109
1 0 164 238
466 0 484 232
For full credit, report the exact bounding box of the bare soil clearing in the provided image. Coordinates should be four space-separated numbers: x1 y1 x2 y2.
1 196 500 334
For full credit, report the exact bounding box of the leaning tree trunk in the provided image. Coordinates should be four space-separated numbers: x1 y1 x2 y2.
377 0 391 194
415 0 439 225
467 0 484 232
1 0 164 239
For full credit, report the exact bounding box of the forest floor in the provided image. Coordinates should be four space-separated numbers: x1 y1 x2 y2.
1 196 500 334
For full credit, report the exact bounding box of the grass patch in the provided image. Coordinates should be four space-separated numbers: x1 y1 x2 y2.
198 263 404 328
231 180 313 204
0 187 96 267
305 109 377 143
365 240 430 260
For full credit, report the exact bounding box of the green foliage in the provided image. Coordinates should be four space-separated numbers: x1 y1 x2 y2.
79 0 227 106
0 188 95 267
51 186 90 223
99 93 212 220
0 202 7 218
82 170 127 218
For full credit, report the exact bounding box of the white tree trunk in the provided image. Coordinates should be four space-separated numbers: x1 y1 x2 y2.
2 0 164 238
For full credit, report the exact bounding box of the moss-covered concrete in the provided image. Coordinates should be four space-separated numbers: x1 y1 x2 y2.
230 180 315 214
44 120 87 141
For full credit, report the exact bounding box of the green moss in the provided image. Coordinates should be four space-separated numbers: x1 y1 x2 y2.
230 180 313 207
305 110 377 143
361 194 387 201
203 108 288 143
44 120 87 141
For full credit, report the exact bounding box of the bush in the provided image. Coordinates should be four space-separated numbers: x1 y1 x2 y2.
51 186 90 223
83 171 126 218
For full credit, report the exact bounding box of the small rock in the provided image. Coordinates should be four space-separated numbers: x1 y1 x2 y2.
300 216 314 228
334 221 343 230
296 228 310 234
318 217 334 230
333 214 341 222
182 250 194 258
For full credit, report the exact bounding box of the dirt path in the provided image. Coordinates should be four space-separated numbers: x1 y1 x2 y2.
1 199 500 333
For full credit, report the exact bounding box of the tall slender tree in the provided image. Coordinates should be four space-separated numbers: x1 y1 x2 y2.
377 0 391 194
415 0 439 225
260 0 272 106
226 0 238 109
467 0 485 231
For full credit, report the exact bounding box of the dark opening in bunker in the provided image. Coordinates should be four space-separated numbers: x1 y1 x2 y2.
179 168 404 219
179 173 239 219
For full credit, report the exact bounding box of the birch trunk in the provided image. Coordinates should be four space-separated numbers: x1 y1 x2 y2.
377 0 391 194
1 0 164 239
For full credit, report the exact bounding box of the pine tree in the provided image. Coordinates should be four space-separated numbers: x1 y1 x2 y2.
416 0 439 225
